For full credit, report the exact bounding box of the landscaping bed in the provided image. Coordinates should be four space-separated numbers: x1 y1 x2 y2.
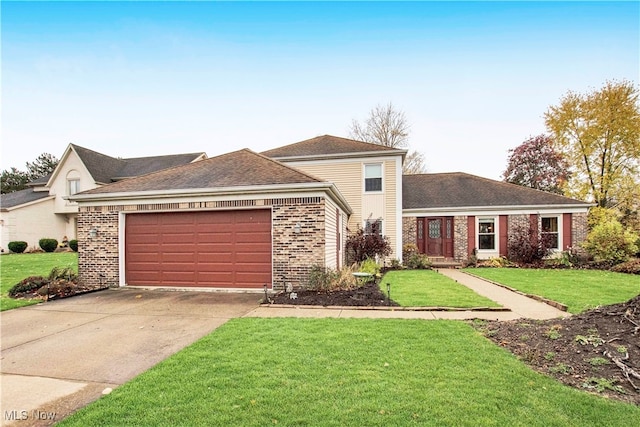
475 294 640 405
270 281 398 307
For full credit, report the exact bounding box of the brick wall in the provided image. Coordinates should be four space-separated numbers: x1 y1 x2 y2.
77 197 329 291
571 212 589 248
453 216 468 261
402 217 416 248
78 207 120 288
270 198 326 291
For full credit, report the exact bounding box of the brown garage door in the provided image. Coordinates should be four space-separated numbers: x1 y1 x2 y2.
125 209 272 288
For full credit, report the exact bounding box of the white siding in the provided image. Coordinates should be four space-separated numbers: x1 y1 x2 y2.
0 199 67 251
325 197 338 269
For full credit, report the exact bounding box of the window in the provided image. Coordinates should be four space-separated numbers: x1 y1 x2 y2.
365 219 382 236
364 164 382 192
68 179 80 196
541 216 559 249
478 218 496 250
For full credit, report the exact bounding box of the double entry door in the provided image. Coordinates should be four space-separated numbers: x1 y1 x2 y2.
416 217 454 258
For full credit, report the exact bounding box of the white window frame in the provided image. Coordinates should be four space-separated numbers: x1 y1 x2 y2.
363 163 383 193
541 215 562 251
476 216 499 254
67 178 80 196
364 218 383 236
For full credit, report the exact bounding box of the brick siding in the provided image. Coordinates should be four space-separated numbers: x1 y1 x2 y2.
78 197 329 291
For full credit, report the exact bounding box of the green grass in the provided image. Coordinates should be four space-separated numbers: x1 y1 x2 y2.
0 252 78 311
59 318 639 426
464 268 640 314
381 270 501 308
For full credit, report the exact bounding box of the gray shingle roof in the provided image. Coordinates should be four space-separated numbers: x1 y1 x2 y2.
71 144 205 184
262 135 405 158
0 188 51 210
77 149 324 195
403 173 590 210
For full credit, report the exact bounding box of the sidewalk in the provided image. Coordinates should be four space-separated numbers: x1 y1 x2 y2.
245 269 569 321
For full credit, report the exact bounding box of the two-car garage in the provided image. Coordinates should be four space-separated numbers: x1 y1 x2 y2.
124 209 272 289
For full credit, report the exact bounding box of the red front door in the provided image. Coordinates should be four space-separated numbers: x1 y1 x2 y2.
416 217 454 258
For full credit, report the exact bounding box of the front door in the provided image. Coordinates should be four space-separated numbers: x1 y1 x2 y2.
416 217 454 258
427 218 444 256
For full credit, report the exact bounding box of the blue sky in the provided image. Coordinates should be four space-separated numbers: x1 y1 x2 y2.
2 1 638 179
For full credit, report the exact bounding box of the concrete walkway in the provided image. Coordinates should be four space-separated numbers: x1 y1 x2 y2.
245 269 569 321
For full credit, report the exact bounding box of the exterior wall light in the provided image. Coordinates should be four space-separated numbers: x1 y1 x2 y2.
89 228 98 238
294 223 302 234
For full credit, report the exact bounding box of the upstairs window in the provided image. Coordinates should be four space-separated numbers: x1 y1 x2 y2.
364 164 382 192
478 218 496 250
365 219 383 236
68 180 80 196
541 216 559 249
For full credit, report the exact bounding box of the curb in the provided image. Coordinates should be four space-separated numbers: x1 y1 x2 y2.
259 303 511 312
461 271 569 312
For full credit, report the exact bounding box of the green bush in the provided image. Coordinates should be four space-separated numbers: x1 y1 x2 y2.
69 240 78 252
48 266 78 282
359 258 381 275
39 238 58 253
8 241 28 253
405 253 432 269
8 276 49 297
582 220 639 264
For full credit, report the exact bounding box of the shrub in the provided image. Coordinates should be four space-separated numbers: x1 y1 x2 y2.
507 223 553 265
69 239 78 252
405 253 432 269
48 266 78 282
39 238 58 253
8 276 49 297
345 228 392 264
307 264 358 291
402 243 419 261
478 257 513 268
582 220 638 264
359 258 381 275
610 258 640 275
8 241 28 253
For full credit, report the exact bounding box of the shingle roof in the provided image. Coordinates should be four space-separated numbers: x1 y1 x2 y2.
77 149 325 195
261 135 405 158
0 188 52 210
403 173 590 210
70 144 205 184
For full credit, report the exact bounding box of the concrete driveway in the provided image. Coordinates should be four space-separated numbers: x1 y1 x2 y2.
1 288 260 426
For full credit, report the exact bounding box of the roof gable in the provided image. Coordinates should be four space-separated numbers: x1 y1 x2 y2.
261 135 406 159
77 149 325 195
403 173 590 210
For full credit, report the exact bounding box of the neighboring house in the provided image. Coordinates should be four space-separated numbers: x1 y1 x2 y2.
0 144 206 252
69 135 591 291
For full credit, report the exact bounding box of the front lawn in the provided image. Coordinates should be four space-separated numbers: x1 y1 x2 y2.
60 318 639 426
0 252 78 311
465 268 640 314
381 269 501 308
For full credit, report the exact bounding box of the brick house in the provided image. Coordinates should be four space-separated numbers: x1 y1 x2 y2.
70 135 591 291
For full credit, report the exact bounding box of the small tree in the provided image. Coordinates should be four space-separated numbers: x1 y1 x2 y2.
345 228 392 264
507 223 554 265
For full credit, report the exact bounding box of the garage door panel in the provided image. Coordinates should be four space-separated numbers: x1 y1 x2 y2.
126 210 271 288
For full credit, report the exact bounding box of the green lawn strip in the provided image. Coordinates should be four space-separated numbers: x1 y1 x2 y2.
59 318 638 427
381 270 501 308
464 268 640 314
0 252 78 311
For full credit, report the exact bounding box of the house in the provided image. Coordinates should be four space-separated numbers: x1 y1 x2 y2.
0 144 206 252
68 135 591 291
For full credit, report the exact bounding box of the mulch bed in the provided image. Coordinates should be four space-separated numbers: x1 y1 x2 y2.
11 283 109 301
270 281 399 307
474 294 640 405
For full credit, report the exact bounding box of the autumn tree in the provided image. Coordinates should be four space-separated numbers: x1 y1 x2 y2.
349 102 427 174
1 153 59 194
544 80 640 208
502 134 570 194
